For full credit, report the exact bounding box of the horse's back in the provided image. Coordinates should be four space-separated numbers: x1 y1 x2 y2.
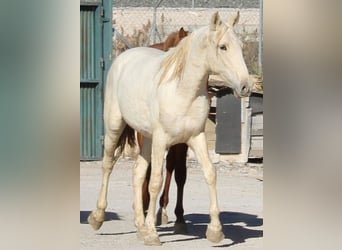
115 47 164 68
113 47 163 84
106 47 164 101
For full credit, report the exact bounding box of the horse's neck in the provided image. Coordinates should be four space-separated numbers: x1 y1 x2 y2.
178 33 210 100
164 35 177 50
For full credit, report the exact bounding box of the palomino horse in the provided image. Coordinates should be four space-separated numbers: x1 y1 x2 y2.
88 12 251 246
140 27 189 232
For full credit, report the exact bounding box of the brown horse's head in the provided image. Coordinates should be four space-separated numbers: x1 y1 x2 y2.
162 27 189 51
178 27 188 40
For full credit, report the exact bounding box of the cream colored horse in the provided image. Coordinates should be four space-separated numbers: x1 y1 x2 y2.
88 12 251 245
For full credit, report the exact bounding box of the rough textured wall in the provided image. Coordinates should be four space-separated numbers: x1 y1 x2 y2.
112 0 259 8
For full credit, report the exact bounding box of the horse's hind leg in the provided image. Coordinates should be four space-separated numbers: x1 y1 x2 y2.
87 118 125 230
187 133 224 243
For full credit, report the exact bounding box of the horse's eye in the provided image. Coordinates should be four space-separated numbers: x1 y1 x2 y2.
219 45 227 51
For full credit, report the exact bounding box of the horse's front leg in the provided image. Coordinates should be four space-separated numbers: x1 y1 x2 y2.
187 132 224 243
144 135 166 246
133 138 151 240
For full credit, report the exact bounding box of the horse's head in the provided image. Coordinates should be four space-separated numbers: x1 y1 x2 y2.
163 27 189 51
206 12 252 98
178 27 189 40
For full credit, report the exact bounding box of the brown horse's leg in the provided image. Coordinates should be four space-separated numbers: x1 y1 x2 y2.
137 133 144 147
156 146 176 225
156 143 188 232
142 164 151 216
173 143 188 233
138 133 151 216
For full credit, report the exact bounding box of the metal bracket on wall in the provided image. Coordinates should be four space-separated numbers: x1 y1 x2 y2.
100 58 104 69
100 6 110 22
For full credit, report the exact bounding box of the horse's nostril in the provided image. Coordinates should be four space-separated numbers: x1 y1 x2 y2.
240 84 250 96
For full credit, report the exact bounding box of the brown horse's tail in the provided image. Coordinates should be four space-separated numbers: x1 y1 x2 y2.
116 125 136 155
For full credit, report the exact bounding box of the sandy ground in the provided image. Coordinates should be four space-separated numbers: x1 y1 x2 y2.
80 159 263 249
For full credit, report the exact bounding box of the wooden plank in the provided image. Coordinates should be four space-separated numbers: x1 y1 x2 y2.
251 114 263 136
249 136 263 158
215 90 241 154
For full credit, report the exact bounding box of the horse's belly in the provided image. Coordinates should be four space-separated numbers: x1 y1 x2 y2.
119 99 154 137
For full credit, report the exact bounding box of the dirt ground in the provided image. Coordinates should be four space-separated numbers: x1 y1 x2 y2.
80 158 263 249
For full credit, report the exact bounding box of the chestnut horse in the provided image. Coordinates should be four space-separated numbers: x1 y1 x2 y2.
149 27 188 51
88 12 251 246
139 27 189 233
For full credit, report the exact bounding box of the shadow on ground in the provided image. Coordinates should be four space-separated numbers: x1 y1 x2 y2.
80 211 121 224
160 211 263 247
81 210 262 247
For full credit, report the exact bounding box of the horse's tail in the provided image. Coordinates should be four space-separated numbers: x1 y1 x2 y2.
116 125 136 155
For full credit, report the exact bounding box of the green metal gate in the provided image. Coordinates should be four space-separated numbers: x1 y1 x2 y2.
80 0 112 160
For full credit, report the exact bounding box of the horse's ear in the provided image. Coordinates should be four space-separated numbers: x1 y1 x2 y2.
179 27 186 37
227 11 240 27
210 12 222 31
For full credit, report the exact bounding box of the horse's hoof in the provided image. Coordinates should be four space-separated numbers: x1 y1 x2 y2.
206 226 224 243
156 207 168 225
174 222 188 234
87 211 104 231
136 227 147 240
144 233 161 246
161 213 168 225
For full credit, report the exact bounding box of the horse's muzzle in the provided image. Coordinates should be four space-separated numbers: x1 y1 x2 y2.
239 84 251 97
